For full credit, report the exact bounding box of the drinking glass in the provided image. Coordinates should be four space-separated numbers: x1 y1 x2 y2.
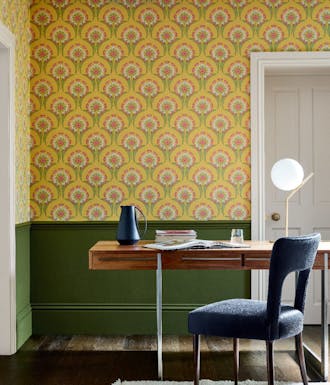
231 229 244 244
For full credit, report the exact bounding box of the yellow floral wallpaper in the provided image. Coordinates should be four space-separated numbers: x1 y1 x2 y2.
30 0 330 221
0 0 30 224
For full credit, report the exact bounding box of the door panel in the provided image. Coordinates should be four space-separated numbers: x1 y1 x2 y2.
265 74 330 324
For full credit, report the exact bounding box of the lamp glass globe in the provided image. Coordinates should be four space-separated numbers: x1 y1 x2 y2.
271 158 304 191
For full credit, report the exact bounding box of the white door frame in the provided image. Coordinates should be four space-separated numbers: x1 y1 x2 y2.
250 51 330 300
0 22 16 354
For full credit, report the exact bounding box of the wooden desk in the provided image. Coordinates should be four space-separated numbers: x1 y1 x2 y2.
89 240 330 381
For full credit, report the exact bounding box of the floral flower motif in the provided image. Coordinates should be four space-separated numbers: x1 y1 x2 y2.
86 168 106 187
51 0 69 9
280 7 301 27
86 61 106 81
139 115 160 133
51 133 71 152
87 0 105 8
245 8 266 28
210 79 230 98
51 204 72 221
122 133 142 151
103 8 124 27
139 79 159 98
211 150 230 169
157 204 178 220
67 8 88 28
192 96 213 116
157 26 177 45
228 96 247 116
103 151 124 170
264 25 284 45
157 133 178 152
192 26 212 45
103 79 124 98
68 115 89 134
138 44 159 63
140 186 160 204
229 132 248 151
122 61 142 81
86 97 106 116
104 186 123 204
192 61 213 81
68 79 88 99
173 7 194 27
34 186 53 205
32 44 52 64
50 96 72 116
174 79 195 98
158 168 178 187
193 168 212 186
211 185 230 204
174 114 195 134
121 26 142 45
210 44 229 64
33 115 53 134
192 133 213 151
139 8 159 28
139 150 160 169
121 97 142 116
228 61 247 80
174 43 195 62
50 26 71 45
103 115 124 133
228 203 249 220
68 186 89 204
32 8 52 28
175 186 195 204
316 8 330 27
67 44 88 63
68 151 88 169
51 168 71 187
157 61 178 80
229 167 248 187
33 80 52 99
86 133 106 152
122 168 142 187
299 24 320 46
50 61 71 81
175 150 195 168
86 204 107 220
193 204 213 220
86 26 106 45
157 97 178 116
211 8 230 27
103 44 124 63
33 151 53 169
228 25 248 45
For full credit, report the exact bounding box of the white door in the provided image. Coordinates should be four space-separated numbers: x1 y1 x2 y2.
265 73 330 324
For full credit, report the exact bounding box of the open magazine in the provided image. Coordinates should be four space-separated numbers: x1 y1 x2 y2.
143 239 250 251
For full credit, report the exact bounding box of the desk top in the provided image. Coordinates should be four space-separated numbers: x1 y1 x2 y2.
89 240 330 271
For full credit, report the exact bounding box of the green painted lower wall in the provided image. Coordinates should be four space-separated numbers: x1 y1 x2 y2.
30 221 251 335
16 223 32 349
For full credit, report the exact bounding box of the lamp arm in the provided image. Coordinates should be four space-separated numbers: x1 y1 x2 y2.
285 172 314 237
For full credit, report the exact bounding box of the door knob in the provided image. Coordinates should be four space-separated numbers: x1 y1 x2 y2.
271 213 280 221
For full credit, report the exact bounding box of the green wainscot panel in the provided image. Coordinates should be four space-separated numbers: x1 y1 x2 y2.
31 221 251 335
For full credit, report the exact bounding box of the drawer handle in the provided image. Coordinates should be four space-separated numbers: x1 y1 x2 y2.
98 257 156 262
181 257 241 261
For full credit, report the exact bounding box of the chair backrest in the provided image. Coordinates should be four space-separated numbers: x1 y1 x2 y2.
266 233 320 340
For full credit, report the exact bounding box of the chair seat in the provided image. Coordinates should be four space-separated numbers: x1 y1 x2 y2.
188 299 304 340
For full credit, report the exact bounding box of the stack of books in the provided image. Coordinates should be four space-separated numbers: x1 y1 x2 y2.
155 229 197 243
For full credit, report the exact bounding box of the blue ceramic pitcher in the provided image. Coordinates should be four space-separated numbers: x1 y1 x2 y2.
116 205 147 245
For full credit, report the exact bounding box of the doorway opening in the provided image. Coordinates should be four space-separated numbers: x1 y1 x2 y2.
0 23 16 354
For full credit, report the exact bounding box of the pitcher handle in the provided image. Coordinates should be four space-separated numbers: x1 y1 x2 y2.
135 207 147 239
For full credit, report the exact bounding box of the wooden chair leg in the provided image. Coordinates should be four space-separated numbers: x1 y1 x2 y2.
233 338 239 385
266 340 274 385
295 333 309 385
193 334 200 385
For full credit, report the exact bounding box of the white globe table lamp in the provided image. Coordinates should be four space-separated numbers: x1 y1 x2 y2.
271 159 313 237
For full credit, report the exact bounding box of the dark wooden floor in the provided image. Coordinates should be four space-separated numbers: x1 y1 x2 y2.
0 328 324 385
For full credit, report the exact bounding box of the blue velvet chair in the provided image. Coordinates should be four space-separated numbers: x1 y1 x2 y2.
188 233 320 385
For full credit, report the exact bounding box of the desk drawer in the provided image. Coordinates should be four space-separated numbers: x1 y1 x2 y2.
163 251 242 270
243 255 270 269
89 252 157 270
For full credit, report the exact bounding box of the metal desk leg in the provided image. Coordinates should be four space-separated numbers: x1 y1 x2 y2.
304 252 328 381
156 253 163 380
321 252 328 381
